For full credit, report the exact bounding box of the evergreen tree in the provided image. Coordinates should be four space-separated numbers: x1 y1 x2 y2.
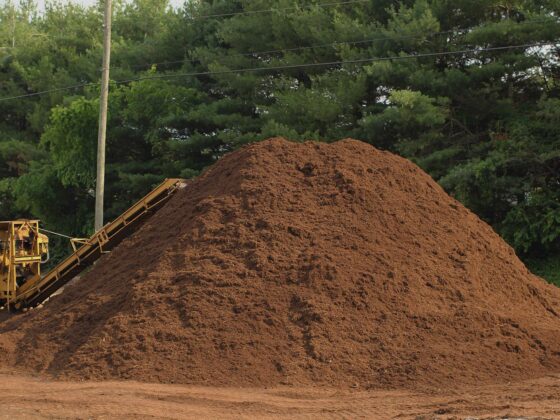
0 0 558 280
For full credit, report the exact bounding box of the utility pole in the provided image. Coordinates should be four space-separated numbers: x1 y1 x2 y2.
11 1 16 48
95 0 112 232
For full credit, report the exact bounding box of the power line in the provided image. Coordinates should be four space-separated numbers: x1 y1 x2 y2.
123 30 456 71
119 17 557 71
0 42 553 103
0 81 98 101
193 0 370 19
116 43 556 82
114 1 377 71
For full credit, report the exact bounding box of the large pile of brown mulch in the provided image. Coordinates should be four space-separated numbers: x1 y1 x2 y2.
1 138 559 389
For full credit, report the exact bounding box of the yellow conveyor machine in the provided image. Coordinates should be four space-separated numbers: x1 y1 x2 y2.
0 178 185 311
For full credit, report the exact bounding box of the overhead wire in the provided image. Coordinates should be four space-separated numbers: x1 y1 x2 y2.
115 43 556 83
123 30 457 71
0 41 554 102
192 0 371 19
0 81 99 101
118 16 557 71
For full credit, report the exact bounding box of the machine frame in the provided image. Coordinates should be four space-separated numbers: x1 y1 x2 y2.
0 220 48 307
0 178 185 311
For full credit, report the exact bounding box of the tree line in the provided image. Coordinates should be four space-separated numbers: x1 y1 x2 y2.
0 0 559 281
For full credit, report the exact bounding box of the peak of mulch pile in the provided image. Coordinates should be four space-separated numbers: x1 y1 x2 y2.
1 138 560 389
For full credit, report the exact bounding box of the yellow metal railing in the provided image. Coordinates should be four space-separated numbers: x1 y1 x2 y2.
12 178 185 310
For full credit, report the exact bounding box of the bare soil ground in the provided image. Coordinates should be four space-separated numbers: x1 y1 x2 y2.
0 371 558 419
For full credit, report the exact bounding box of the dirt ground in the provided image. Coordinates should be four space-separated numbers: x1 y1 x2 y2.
0 371 558 419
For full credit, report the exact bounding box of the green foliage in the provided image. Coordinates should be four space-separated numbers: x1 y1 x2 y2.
14 160 93 234
0 177 20 220
502 191 560 253
440 97 560 254
526 254 560 287
0 0 559 273
42 98 99 188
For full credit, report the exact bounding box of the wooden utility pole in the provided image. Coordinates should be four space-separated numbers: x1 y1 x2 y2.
11 1 16 48
95 0 112 232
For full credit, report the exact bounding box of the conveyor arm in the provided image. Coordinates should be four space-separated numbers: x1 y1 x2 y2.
12 178 185 310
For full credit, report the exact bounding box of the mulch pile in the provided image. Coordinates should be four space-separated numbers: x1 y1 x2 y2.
1 138 560 388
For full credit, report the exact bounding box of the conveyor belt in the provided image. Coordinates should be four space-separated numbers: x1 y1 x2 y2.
12 178 185 310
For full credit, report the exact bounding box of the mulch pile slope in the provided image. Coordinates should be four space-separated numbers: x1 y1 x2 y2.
1 138 560 388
